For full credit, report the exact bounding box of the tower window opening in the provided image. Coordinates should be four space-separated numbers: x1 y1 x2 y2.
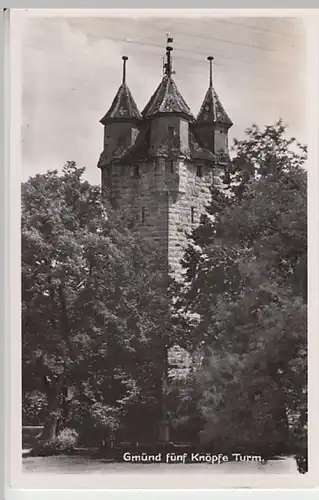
141 207 146 224
168 126 176 138
191 207 195 223
196 165 203 178
133 165 139 177
170 160 174 173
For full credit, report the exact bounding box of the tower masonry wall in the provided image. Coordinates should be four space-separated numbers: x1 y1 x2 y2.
101 159 169 257
193 124 228 155
149 116 190 154
103 122 140 165
214 128 228 154
168 160 213 277
101 157 215 277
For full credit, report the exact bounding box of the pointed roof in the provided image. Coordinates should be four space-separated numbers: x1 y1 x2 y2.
142 75 194 120
196 57 232 128
142 44 194 120
197 87 233 127
100 83 142 124
100 56 142 125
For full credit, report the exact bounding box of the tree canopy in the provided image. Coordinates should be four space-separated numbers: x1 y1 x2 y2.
22 121 308 472
177 120 307 464
22 162 175 443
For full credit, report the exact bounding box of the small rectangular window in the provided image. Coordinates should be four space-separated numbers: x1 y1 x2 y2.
133 165 139 177
191 207 195 223
170 160 174 173
168 126 176 138
196 165 203 178
141 207 146 224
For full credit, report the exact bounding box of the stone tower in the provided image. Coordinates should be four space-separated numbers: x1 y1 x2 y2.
97 42 233 276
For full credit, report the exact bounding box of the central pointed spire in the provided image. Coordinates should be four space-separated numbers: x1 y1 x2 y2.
142 36 194 120
207 56 214 88
165 46 173 77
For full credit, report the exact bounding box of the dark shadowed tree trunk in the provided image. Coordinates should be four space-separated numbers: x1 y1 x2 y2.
158 336 170 443
40 375 62 441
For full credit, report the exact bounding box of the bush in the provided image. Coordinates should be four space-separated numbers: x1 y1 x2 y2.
22 425 43 450
31 428 79 456
22 391 47 426
295 452 307 474
288 406 307 474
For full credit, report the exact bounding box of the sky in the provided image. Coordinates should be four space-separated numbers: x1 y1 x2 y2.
21 15 306 185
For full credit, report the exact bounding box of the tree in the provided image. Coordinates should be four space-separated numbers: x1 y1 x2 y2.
178 121 307 465
22 162 175 446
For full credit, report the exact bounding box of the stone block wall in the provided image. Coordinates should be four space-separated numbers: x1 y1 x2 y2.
102 122 140 165
101 156 217 277
168 160 213 277
101 159 169 257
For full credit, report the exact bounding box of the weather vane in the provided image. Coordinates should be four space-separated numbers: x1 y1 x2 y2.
163 34 176 76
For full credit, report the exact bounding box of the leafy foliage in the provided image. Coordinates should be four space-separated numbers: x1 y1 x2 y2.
22 162 174 446
31 428 79 456
178 121 307 462
22 121 308 473
22 390 47 426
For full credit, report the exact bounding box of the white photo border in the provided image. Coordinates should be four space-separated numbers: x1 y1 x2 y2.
2 5 319 498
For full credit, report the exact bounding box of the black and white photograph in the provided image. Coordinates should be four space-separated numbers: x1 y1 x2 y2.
8 9 311 488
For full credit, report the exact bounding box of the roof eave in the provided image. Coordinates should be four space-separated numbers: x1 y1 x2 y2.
143 110 195 122
100 115 142 126
195 117 233 129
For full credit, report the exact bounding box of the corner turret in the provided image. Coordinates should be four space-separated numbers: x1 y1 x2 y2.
194 56 232 159
98 56 142 171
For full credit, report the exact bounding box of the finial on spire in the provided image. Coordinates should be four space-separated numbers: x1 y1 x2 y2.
165 46 173 77
163 35 174 77
122 56 128 84
207 56 214 88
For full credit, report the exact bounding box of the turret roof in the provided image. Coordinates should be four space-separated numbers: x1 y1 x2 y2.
100 57 142 124
100 83 142 124
196 56 232 128
196 86 232 128
142 75 194 120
